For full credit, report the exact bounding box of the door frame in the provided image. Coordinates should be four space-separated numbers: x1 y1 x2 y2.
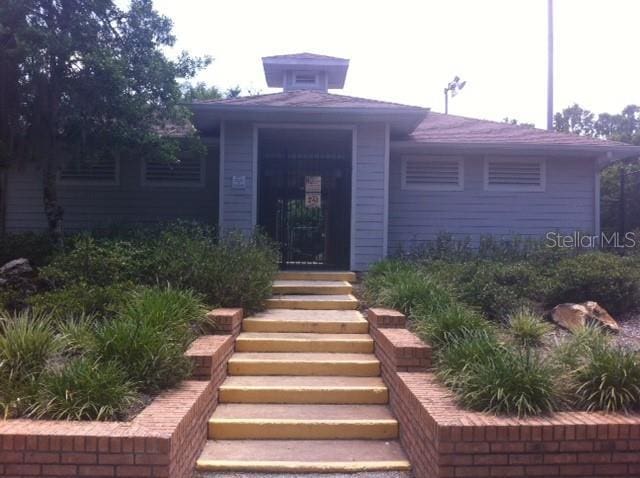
253 123 357 270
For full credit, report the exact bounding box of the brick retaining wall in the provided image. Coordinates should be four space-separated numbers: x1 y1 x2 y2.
367 308 640 478
206 308 243 337
0 333 235 478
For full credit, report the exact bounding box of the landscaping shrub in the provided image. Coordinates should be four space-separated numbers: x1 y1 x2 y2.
457 347 561 417
40 235 140 287
363 261 456 316
28 283 132 318
553 323 612 371
414 302 492 348
0 310 60 417
33 358 138 421
0 232 54 267
93 286 203 393
436 329 502 390
508 307 553 347
55 313 98 356
573 343 640 413
545 252 640 316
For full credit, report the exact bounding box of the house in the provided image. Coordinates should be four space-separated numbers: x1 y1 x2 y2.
4 53 640 270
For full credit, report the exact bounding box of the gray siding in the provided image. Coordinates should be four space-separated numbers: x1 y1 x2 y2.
388 154 597 253
220 121 254 235
5 144 219 232
353 123 387 270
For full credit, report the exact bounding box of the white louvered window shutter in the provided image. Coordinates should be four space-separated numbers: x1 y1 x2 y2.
58 157 119 185
401 156 463 191
485 159 546 192
143 156 204 187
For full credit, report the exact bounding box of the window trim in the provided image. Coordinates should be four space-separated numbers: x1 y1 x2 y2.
400 155 464 191
57 158 120 186
483 157 546 192
141 155 206 188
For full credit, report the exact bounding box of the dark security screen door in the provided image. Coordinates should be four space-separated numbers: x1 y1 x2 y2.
258 129 351 270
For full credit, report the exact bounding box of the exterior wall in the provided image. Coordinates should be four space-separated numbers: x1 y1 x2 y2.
219 121 254 235
4 143 219 233
353 122 388 270
388 154 597 253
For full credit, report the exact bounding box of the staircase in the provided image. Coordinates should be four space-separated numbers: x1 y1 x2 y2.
195 271 411 474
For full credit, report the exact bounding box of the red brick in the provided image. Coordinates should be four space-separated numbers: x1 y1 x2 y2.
116 465 152 477
594 463 629 475
24 451 59 463
79 464 115 476
61 452 97 464
42 464 79 476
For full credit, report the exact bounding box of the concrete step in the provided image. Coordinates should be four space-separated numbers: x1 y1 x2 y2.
228 353 380 376
243 310 368 334
276 271 357 282
266 294 359 310
208 403 398 440
196 439 410 473
219 376 389 404
235 332 374 353
272 280 352 295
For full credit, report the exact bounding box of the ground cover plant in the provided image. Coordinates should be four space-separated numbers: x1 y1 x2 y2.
0 221 278 421
365 237 640 416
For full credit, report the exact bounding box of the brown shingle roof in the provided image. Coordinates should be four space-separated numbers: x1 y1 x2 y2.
195 90 426 111
408 112 631 148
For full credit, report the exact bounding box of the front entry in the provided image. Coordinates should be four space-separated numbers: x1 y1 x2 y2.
258 129 352 270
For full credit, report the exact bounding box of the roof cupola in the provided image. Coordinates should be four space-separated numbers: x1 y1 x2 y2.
262 53 349 92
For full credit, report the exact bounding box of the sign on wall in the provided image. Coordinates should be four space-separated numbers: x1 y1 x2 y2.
232 175 246 189
305 176 322 193
305 192 321 208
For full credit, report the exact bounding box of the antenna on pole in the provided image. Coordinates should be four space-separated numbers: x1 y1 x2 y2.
444 76 466 114
547 0 554 130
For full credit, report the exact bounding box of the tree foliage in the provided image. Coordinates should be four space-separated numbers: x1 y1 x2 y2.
0 0 209 241
554 104 640 233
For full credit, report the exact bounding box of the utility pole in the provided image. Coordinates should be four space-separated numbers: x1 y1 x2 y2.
547 0 554 130
443 76 466 115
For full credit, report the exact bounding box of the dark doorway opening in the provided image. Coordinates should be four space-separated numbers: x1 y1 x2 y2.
258 128 352 270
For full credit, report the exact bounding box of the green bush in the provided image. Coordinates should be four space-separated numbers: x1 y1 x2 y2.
33 358 138 421
364 261 456 316
457 348 560 417
28 283 132 318
414 302 492 348
119 286 208 345
93 286 202 393
508 307 553 347
40 235 140 287
545 253 640 316
436 329 502 390
553 324 612 371
55 313 98 356
573 344 640 413
0 310 60 417
0 232 54 267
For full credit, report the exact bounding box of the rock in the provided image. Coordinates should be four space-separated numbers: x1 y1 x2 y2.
0 258 33 276
551 301 619 333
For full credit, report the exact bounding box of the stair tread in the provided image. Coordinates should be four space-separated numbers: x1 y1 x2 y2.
221 375 387 389
197 439 409 471
210 403 395 421
237 332 372 341
276 271 357 282
268 294 357 301
247 309 366 322
230 352 379 363
273 280 351 287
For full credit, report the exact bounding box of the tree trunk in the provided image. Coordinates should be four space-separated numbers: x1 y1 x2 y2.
43 156 64 247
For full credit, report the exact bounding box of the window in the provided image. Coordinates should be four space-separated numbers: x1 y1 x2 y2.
293 72 318 87
142 155 204 187
484 158 546 192
58 157 119 185
401 156 464 191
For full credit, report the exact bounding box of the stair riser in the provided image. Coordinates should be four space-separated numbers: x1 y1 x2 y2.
196 460 410 473
219 388 389 404
209 421 398 440
235 339 373 353
276 272 357 282
242 320 369 334
228 361 380 376
265 300 358 310
272 285 353 295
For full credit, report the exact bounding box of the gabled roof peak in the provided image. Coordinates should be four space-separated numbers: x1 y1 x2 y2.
262 52 348 62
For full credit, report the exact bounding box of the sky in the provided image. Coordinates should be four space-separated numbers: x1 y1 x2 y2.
150 0 640 128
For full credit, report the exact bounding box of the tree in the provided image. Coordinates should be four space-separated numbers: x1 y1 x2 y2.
502 117 535 128
554 103 640 233
181 82 223 102
0 0 209 244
